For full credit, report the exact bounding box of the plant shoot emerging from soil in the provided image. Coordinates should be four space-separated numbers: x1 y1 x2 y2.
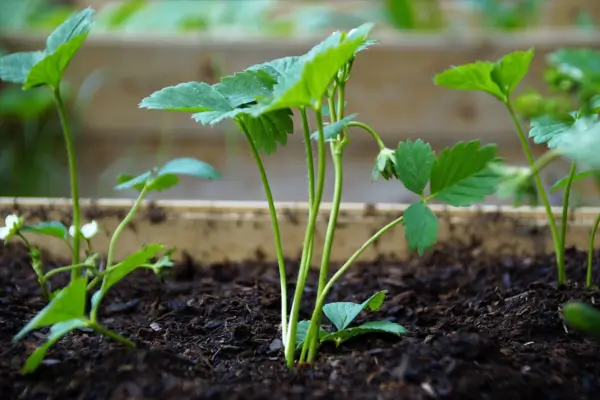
141 23 502 367
0 9 221 373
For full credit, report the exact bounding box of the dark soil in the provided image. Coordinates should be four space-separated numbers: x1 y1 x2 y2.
2 241 600 400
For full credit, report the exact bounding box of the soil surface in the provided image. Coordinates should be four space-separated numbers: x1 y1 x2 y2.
2 241 600 400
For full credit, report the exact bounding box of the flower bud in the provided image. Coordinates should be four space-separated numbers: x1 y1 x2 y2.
372 148 398 181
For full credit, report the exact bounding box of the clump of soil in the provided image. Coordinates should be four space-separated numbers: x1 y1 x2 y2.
1 242 600 399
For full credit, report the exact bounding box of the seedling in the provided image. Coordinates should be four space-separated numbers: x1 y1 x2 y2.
0 9 221 373
563 301 600 340
434 48 600 287
141 22 501 367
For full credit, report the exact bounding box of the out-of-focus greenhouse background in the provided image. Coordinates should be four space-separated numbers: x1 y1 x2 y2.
1 0 599 205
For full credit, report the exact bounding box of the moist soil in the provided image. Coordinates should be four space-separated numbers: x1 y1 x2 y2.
1 241 600 400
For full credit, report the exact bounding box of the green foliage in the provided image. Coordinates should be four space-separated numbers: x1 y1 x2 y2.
14 276 86 341
433 49 534 102
21 221 69 240
394 139 435 196
0 8 94 89
310 114 357 141
115 157 221 192
295 291 406 348
429 141 500 206
402 201 439 255
550 169 599 193
529 112 598 149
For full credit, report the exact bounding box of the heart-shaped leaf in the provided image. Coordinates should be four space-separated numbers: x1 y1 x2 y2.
323 290 387 332
320 320 407 346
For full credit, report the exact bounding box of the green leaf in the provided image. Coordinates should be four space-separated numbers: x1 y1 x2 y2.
114 157 220 191
491 49 534 95
402 201 438 255
21 221 68 240
310 114 357 141
433 61 504 100
563 301 600 340
24 33 89 89
237 110 295 154
256 23 373 112
323 290 387 332
14 276 87 342
320 320 407 346
101 243 165 295
45 8 95 53
429 140 500 206
295 320 329 349
139 71 294 154
394 139 435 195
22 318 88 374
0 52 44 84
529 112 598 149
547 48 600 84
558 121 600 169
550 169 596 193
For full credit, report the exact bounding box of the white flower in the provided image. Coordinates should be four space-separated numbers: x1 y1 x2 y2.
69 220 98 239
0 214 22 241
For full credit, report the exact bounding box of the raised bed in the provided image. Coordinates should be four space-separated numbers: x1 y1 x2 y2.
1 197 600 398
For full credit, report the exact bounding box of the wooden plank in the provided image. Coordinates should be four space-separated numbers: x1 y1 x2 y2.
1 197 599 265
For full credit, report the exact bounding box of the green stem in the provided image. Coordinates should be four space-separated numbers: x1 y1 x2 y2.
90 186 150 322
18 233 50 300
506 101 563 284
303 145 344 362
41 262 94 283
301 108 315 207
285 105 327 368
303 215 405 362
588 214 600 287
91 322 135 348
302 85 347 361
346 121 386 150
559 161 577 282
52 87 81 275
239 121 288 345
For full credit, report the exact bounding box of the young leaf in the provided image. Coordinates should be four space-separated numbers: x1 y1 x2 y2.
24 33 90 89
21 221 69 240
22 318 88 374
294 320 329 348
550 169 596 193
320 320 407 347
563 301 600 340
310 114 357 141
14 276 87 341
429 140 500 206
45 8 95 53
491 49 534 95
323 290 387 332
433 61 504 100
529 112 598 149
114 157 220 191
394 139 435 196
255 23 373 112
0 52 44 84
402 201 438 255
100 243 165 294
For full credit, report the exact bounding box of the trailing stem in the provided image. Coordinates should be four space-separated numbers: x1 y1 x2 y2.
505 100 563 284
302 215 405 363
588 214 600 287
346 121 386 150
239 121 288 344
90 185 150 322
52 87 81 274
285 104 327 368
